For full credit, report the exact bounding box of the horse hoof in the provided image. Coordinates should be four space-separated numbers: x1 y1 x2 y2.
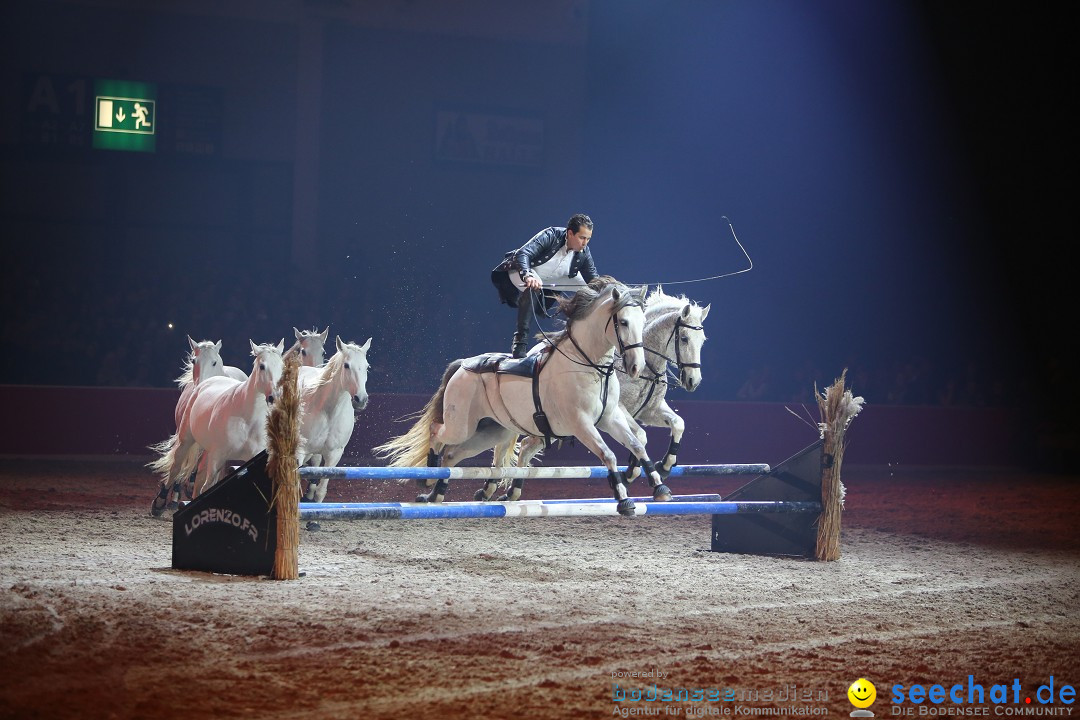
306 521 321 532
415 494 429 503
617 499 636 516
474 489 489 501
652 484 672 502
166 501 179 511
150 498 167 518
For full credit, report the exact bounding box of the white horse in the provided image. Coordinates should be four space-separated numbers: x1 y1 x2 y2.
374 278 664 516
149 340 285 516
174 336 228 432
288 326 330 367
297 336 372 502
616 287 710 480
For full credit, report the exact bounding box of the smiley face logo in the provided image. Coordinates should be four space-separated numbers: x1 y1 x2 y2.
848 678 877 708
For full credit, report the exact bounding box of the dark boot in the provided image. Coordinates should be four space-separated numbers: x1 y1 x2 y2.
512 291 533 358
511 331 528 358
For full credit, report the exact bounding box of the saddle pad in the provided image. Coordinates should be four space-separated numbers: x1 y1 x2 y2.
461 352 541 378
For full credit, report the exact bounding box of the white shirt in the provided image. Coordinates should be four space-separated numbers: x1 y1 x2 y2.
509 245 587 292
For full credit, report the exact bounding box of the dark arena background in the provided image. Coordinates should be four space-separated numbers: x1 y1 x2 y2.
1 2 1076 719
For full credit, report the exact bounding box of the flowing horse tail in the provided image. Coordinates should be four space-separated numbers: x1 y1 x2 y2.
146 432 199 491
373 359 463 468
147 433 181 479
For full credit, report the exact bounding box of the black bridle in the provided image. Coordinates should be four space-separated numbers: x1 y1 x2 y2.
627 312 704 419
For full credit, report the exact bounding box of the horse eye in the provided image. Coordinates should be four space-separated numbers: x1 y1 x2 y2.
344 362 350 369
260 363 266 370
620 319 628 326
301 348 308 355
681 336 689 343
212 361 218 366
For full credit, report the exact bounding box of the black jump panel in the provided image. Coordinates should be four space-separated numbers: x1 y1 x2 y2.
711 440 823 558
172 451 279 576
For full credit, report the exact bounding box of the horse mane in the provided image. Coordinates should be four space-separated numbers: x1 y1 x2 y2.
176 339 219 387
645 285 696 316
175 356 196 387
542 275 644 346
304 341 364 392
305 350 345 392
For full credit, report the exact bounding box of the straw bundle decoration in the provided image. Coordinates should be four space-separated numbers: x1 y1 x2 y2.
267 351 301 580
814 368 864 561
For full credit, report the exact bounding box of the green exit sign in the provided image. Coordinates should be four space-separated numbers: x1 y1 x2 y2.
93 79 156 152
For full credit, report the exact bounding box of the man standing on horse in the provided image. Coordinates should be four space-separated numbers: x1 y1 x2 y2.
491 213 599 358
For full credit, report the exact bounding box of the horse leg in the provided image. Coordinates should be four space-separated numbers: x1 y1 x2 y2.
597 408 670 503
476 434 514 501
312 450 343 503
193 451 223 498
653 400 685 480
497 434 544 501
150 437 198 517
567 422 638 516
450 422 515 501
301 456 322 502
417 425 513 503
619 410 649 483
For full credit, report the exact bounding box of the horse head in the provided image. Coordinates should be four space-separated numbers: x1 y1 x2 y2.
249 339 286 404
292 326 329 367
675 302 709 392
335 335 372 411
186 335 225 385
608 285 647 379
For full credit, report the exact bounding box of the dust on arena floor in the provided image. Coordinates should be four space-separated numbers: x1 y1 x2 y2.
1 456 1078 720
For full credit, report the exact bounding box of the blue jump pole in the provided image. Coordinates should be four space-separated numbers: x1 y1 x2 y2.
297 463 770 482
298 500 821 521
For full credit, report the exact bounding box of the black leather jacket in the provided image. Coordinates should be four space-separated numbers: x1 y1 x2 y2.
493 225 598 285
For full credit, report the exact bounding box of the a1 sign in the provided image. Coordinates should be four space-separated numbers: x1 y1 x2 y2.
96 96 155 134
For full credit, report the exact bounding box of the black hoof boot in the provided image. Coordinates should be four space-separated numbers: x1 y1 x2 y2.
150 487 169 517
417 479 448 504
617 498 636 516
652 484 672 501
625 453 640 483
475 480 498 501
306 521 321 532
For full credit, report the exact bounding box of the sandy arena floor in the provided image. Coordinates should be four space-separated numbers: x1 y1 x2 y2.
1 456 1078 720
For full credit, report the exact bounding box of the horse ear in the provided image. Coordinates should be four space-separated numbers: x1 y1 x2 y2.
249 339 258 355
214 340 222 352
188 335 197 351
361 337 372 352
638 285 647 303
681 303 692 319
276 339 286 354
700 304 710 321
294 327 302 340
336 335 344 352
321 326 330 341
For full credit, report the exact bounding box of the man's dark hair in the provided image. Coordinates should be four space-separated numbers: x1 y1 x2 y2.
567 213 593 234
